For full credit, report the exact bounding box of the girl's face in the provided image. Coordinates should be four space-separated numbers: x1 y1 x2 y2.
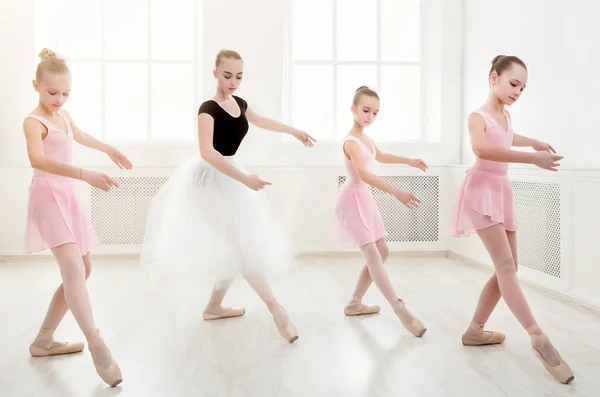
213 58 243 94
490 64 528 106
351 95 380 128
33 72 72 111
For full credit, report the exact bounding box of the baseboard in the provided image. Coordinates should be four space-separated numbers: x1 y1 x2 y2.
0 252 140 264
447 252 600 314
1 250 448 264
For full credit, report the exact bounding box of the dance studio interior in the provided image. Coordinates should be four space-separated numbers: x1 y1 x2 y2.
1 0 599 396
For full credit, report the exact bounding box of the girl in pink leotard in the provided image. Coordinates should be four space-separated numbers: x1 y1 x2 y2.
450 55 574 384
332 86 428 337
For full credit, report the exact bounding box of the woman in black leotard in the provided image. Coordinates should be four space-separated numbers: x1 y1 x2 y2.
141 49 315 343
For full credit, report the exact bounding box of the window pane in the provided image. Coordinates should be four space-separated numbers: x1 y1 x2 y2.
105 63 148 140
291 65 333 140
291 0 333 60
104 0 148 60
151 0 195 61
381 0 420 62
337 0 377 61
375 66 421 141
67 62 102 138
336 65 378 140
55 0 102 58
151 64 195 140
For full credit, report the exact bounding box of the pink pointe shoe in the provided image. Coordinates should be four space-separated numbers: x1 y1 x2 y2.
462 321 506 346
268 302 299 343
85 329 123 387
29 328 84 357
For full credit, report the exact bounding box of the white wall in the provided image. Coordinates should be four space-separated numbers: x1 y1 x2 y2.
460 0 600 169
0 0 464 255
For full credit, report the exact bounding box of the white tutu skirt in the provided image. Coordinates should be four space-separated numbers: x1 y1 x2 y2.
140 156 296 282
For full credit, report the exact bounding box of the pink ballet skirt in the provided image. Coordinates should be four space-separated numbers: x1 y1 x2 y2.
24 111 97 255
450 108 517 237
332 135 387 247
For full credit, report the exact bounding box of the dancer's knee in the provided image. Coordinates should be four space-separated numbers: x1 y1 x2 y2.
495 256 517 279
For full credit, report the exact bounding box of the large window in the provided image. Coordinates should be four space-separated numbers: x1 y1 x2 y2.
287 0 435 143
34 0 201 141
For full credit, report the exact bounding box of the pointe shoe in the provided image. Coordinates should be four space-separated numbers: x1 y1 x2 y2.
85 330 123 387
529 331 574 384
393 299 427 337
268 302 299 343
203 306 246 321
344 303 380 316
29 328 84 357
462 321 505 346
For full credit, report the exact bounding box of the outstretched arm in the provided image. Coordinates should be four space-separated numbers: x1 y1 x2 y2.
374 142 427 171
513 133 556 153
469 113 562 171
470 113 535 163
345 140 420 209
63 110 132 170
23 118 117 191
24 118 83 179
245 107 316 147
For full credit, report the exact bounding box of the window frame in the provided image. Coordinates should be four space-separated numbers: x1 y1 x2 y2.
284 0 427 144
33 0 203 143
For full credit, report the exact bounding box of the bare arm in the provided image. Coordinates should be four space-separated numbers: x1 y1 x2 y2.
246 107 297 134
374 142 428 171
346 141 420 208
513 132 556 153
63 110 132 170
197 113 249 185
246 106 316 146
512 133 538 147
24 118 84 179
346 141 400 194
469 113 536 163
64 110 111 153
374 146 412 165
24 118 117 190
470 114 562 170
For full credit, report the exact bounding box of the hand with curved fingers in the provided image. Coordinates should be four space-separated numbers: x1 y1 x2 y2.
532 140 556 154
409 158 428 172
244 174 271 191
107 147 133 170
82 170 119 192
291 130 317 147
532 151 563 171
393 189 421 210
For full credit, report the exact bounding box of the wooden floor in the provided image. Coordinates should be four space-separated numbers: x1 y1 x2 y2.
0 254 599 397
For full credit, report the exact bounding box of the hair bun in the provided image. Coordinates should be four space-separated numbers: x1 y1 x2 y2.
491 55 505 65
39 48 56 60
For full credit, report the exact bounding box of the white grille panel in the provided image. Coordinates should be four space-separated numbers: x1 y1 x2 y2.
511 180 561 278
91 176 168 244
338 175 440 243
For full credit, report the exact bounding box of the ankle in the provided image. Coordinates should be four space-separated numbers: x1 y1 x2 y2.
346 296 362 307
526 324 542 337
464 322 484 337
35 328 55 340
84 329 101 341
469 321 485 333
391 298 405 311
266 300 281 311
